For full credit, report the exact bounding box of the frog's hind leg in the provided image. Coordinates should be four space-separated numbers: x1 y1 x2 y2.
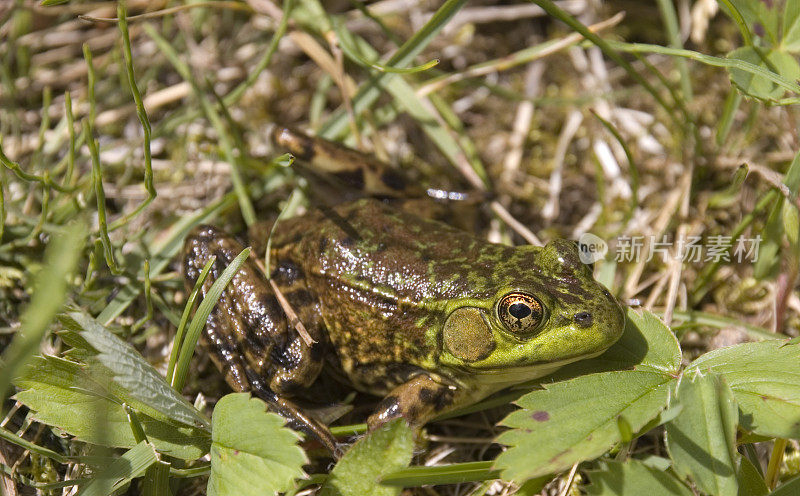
183 225 338 455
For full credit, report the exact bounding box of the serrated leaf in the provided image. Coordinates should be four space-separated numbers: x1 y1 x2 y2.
207 393 307 496
585 459 692 496
14 355 210 460
76 441 158 496
63 311 210 429
689 340 800 438
549 308 682 380
495 370 674 481
321 419 413 496
666 373 739 496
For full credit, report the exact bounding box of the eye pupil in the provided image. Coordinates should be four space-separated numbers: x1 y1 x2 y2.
497 292 544 335
509 302 531 319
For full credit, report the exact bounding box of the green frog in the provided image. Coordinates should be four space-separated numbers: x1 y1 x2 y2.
182 127 626 454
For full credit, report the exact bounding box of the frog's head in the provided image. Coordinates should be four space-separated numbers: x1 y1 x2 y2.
438 239 625 381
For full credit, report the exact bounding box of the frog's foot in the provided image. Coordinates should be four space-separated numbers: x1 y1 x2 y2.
366 374 460 431
247 371 341 458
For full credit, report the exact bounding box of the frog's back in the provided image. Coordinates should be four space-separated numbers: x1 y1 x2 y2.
270 199 510 391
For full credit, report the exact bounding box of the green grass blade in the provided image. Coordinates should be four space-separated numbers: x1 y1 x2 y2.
529 0 676 123
381 461 498 486
0 221 85 402
318 0 469 139
607 40 800 97
108 0 156 232
143 24 256 226
75 441 158 496
97 192 236 325
590 110 639 223
0 425 68 464
656 0 692 103
84 119 119 274
172 248 250 392
167 256 216 387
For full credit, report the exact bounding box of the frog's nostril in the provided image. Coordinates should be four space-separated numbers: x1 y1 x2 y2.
574 311 593 327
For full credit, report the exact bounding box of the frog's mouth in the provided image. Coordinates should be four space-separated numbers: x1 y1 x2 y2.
456 348 608 386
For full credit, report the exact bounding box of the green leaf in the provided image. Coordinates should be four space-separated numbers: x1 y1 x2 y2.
785 149 800 194
0 221 85 399
772 476 800 496
727 47 800 101
76 441 158 496
97 193 236 325
321 419 413 496
719 0 780 45
207 393 307 496
494 309 680 481
141 459 171 496
173 247 250 392
62 311 210 429
495 370 674 481
382 461 497 487
665 373 739 496
585 459 692 496
688 340 800 439
737 456 769 496
14 355 210 460
783 0 800 52
784 201 799 247
753 195 784 279
318 0 469 139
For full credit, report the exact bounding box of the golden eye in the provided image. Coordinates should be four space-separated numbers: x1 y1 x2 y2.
497 292 544 334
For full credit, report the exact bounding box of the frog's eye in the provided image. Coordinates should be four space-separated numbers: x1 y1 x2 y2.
497 292 544 334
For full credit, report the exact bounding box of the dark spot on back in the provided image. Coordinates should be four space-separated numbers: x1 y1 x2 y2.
341 236 354 248
270 341 302 370
381 170 407 191
377 395 400 412
284 288 314 307
418 387 435 404
310 342 325 362
433 388 454 412
319 237 329 253
574 311 593 328
334 169 365 190
271 261 304 285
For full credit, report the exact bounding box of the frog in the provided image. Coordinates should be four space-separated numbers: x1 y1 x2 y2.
182 126 626 455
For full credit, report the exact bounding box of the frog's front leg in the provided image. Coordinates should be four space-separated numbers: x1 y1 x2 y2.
183 225 338 454
367 374 463 430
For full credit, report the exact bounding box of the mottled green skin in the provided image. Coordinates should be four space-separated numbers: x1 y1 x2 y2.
272 199 625 399
183 128 626 453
